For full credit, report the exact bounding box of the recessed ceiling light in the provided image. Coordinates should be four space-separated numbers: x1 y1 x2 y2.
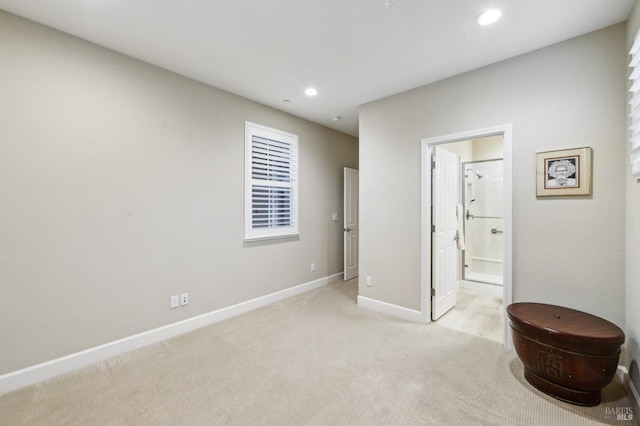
331 116 341 121
282 99 291 103
305 88 318 97
477 9 502 26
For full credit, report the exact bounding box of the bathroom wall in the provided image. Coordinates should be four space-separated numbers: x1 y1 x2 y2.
626 2 640 401
359 24 626 328
439 136 503 164
472 136 503 161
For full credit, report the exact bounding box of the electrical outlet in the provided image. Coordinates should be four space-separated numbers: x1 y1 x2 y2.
311 263 316 272
181 293 189 306
332 213 338 221
170 295 179 308
366 276 372 287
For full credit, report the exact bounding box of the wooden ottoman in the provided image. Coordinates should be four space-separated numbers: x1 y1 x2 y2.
507 302 625 406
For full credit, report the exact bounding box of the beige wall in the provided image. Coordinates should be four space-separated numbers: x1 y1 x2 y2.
472 136 503 161
627 2 640 397
359 25 626 328
0 11 358 374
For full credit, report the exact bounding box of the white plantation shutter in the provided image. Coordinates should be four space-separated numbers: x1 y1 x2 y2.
245 122 299 240
629 31 640 178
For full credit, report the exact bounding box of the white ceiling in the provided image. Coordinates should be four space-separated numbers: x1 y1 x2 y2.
0 0 635 137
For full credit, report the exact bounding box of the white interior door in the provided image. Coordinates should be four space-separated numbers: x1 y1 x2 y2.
432 147 460 320
344 168 359 281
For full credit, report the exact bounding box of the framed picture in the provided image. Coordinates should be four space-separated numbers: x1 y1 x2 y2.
536 147 592 197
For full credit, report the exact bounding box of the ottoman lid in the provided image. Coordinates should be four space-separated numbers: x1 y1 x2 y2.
507 303 625 351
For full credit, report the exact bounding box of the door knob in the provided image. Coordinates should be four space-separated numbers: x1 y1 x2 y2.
344 227 353 232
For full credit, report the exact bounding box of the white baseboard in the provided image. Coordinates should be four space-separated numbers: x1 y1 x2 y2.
0 272 343 396
618 366 640 411
357 295 425 323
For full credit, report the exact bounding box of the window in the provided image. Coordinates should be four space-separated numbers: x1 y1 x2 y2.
245 122 299 241
629 30 640 179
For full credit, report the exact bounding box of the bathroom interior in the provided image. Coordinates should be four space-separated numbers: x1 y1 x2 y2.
435 135 505 343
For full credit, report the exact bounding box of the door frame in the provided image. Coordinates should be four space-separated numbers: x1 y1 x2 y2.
420 124 513 349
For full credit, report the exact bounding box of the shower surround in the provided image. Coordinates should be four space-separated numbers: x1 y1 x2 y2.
463 159 504 287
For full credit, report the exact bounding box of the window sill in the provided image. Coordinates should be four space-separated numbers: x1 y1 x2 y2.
243 233 300 244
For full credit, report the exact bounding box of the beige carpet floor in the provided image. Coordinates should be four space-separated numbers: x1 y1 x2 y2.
0 280 636 425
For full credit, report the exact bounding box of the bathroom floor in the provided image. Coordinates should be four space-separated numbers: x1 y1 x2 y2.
435 287 504 343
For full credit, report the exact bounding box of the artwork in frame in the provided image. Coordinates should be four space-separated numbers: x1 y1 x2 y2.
536 147 592 197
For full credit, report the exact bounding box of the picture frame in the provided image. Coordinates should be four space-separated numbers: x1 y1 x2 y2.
536 147 592 197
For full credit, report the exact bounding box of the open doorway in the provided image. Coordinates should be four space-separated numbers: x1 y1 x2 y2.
421 125 513 348
343 167 359 281
434 136 504 343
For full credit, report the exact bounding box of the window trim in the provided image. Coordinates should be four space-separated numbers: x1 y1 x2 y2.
629 30 640 179
244 121 299 241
